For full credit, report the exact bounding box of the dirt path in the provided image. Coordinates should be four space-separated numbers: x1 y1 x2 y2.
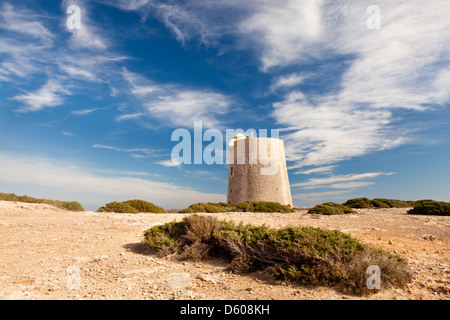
0 201 448 300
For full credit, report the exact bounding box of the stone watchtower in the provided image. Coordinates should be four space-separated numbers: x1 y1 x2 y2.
227 133 292 206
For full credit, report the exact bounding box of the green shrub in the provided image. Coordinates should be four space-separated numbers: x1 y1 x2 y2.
97 199 166 213
342 198 374 209
407 200 450 216
97 201 138 213
371 199 391 208
308 202 355 215
373 198 412 208
144 215 411 295
235 201 294 213
123 200 166 213
342 198 414 209
179 202 232 213
59 201 85 211
179 201 294 213
0 192 84 212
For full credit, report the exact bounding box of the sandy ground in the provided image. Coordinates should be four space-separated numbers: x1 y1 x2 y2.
0 201 448 300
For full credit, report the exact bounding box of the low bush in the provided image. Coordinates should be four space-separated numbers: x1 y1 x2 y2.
342 198 374 209
307 202 354 215
179 201 294 213
0 192 84 212
144 215 412 295
342 198 413 209
56 201 85 211
372 198 412 208
235 201 294 213
123 200 166 213
97 199 166 213
407 200 450 216
179 202 233 213
371 199 391 208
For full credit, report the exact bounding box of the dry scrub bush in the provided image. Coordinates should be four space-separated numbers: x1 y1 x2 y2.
307 202 354 215
144 215 412 295
97 199 166 213
0 192 84 211
179 201 294 213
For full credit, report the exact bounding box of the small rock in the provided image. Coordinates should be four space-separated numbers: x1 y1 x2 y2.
92 255 108 262
163 273 193 290
196 274 217 284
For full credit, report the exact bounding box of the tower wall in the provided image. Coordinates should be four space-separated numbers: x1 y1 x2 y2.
227 137 292 206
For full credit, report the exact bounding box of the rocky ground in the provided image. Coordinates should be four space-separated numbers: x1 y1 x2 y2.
0 201 448 300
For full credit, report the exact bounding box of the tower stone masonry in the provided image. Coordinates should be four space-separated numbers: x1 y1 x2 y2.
227 133 293 206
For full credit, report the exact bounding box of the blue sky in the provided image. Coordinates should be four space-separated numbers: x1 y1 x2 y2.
0 0 449 210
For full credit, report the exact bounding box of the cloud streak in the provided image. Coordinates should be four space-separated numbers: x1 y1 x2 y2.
0 2 126 114
292 172 394 189
273 1 450 169
122 68 234 128
92 144 161 157
12 80 72 113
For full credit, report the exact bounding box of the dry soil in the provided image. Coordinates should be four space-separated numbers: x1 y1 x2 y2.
0 201 448 300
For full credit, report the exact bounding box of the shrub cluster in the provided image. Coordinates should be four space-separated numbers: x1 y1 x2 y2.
97 199 166 213
342 198 413 209
144 215 412 295
407 200 450 216
179 202 233 213
235 201 294 213
0 192 84 211
179 201 294 213
307 202 354 215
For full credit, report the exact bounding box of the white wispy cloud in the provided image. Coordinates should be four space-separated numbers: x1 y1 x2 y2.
130 153 149 159
294 165 335 175
0 2 126 116
292 172 394 189
238 0 324 71
115 113 146 122
62 0 108 50
274 1 450 168
59 64 98 81
61 131 75 137
0 3 53 43
105 0 324 70
0 4 53 81
12 80 72 113
105 0 152 11
92 144 159 157
274 91 407 167
328 181 375 189
156 160 182 167
271 72 307 91
71 108 100 116
122 68 234 128
144 90 231 128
